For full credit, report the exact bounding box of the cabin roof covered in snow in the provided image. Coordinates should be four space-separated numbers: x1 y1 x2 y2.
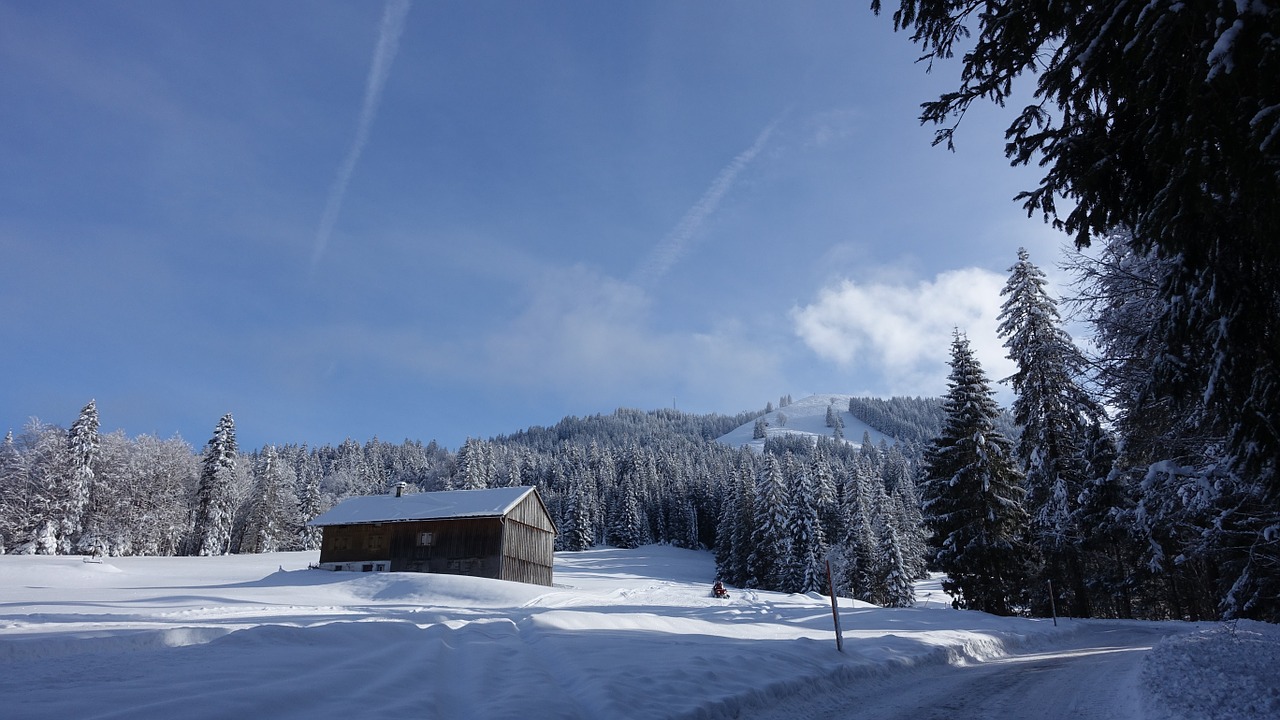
309 486 539 527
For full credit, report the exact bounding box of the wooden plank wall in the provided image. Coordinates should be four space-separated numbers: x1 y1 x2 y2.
498 493 556 585
318 524 394 564
506 491 557 533
386 518 504 577
318 491 556 586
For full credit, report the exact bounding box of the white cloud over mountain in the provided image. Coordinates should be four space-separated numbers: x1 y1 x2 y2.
792 267 1015 396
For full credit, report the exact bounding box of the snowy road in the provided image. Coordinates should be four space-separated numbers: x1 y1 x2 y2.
748 622 1178 720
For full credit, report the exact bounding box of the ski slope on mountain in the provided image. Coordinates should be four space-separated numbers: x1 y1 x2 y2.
716 394 894 451
1 547 1275 719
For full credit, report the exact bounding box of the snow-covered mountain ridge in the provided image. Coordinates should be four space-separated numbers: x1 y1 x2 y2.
716 393 895 451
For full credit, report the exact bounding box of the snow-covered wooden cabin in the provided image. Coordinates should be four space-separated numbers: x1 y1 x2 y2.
309 486 556 586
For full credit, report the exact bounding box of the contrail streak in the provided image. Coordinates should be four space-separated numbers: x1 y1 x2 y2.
310 0 411 274
632 114 783 287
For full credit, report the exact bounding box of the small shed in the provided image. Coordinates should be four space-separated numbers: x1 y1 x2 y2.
309 486 556 586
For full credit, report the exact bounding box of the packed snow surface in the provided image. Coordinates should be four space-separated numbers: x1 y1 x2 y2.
1 547 1274 719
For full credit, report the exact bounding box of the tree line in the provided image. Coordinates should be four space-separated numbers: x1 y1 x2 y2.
0 400 930 608
920 244 1279 623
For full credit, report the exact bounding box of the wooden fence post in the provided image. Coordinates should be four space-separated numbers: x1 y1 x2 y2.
826 556 844 652
1047 579 1058 627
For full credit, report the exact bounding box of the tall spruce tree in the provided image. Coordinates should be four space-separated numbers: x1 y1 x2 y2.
723 456 757 587
562 464 595 552
191 414 238 556
64 399 100 553
922 332 1032 615
748 453 789 590
874 520 915 608
295 447 324 550
752 418 768 440
0 431 22 554
836 457 879 601
454 438 492 490
609 446 648 549
1070 231 1234 619
998 247 1101 616
240 446 297 554
783 453 827 594
586 442 615 545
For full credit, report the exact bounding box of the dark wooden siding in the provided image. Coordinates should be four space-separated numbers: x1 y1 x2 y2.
318 524 394 565
318 489 557 585
385 518 504 578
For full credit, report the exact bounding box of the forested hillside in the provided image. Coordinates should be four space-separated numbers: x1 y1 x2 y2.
0 398 930 605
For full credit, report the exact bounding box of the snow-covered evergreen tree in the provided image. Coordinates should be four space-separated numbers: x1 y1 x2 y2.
859 431 878 463
717 456 757 587
586 442 615 546
783 453 827 594
873 520 915 608
748 453 790 590
361 438 389 495
611 479 644 550
1071 419 1140 618
922 332 1032 615
668 489 699 550
64 399 100 553
1070 231 1231 620
809 448 841 548
885 453 929 581
562 475 594 551
609 446 649 549
835 458 878 601
240 446 298 554
998 247 1101 616
752 418 768 440
190 414 238 556
294 447 324 550
454 438 492 490
0 430 21 553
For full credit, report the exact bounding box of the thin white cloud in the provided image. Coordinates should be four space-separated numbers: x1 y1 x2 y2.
792 268 1015 397
803 108 860 148
310 0 411 273
632 114 783 287
483 264 784 408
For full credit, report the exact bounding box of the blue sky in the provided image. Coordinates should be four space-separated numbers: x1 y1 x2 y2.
1 1 1070 451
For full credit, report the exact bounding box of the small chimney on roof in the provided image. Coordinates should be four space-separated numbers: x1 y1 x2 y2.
394 481 407 497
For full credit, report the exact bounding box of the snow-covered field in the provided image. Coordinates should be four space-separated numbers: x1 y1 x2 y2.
1 546 1275 719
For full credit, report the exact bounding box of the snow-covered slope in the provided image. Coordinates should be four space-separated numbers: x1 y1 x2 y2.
2 547 1269 719
717 393 895 452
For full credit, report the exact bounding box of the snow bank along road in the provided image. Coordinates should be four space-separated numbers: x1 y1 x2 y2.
747 622 1175 719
